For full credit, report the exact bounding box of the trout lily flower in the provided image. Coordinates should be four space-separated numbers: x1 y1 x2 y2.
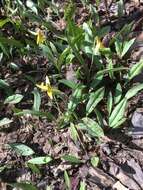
94 36 105 54
36 76 54 99
36 29 46 45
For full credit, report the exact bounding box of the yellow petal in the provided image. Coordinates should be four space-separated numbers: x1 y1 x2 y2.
36 30 46 45
36 83 48 91
46 76 50 85
47 86 53 99
96 37 104 49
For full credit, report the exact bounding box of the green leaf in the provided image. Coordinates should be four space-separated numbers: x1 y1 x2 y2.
0 118 13 127
86 87 105 115
0 37 24 48
107 59 114 79
0 18 11 28
9 143 35 156
0 42 9 57
121 38 135 57
97 26 110 38
115 39 122 57
64 1 75 21
68 85 84 112
109 98 127 128
32 88 41 111
62 155 82 164
9 183 37 190
107 91 113 115
59 79 77 89
79 117 104 138
40 44 56 65
128 59 143 81
14 109 54 121
9 62 20 70
118 0 124 17
27 163 41 175
112 118 126 128
91 156 100 167
49 42 58 56
58 47 74 69
27 156 52 165
90 72 103 88
97 67 128 75
0 165 6 173
70 123 78 142
64 170 71 190
83 22 92 37
0 79 12 95
114 83 122 104
4 94 23 104
95 108 104 127
125 84 143 100
79 181 86 190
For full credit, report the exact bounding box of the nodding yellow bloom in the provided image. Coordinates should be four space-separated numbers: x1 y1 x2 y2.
96 37 104 49
94 36 105 54
36 29 46 45
36 76 53 99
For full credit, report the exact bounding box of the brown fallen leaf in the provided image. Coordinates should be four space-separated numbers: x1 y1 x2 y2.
127 159 143 189
113 181 128 190
107 160 141 190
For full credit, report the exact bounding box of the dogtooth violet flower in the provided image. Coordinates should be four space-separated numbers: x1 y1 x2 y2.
36 76 54 99
36 29 46 45
94 36 105 54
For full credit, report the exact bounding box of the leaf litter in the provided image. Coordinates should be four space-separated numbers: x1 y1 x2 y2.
1 0 143 190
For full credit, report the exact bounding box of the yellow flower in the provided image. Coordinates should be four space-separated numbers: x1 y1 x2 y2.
36 29 46 45
96 37 104 49
94 37 105 54
36 76 53 99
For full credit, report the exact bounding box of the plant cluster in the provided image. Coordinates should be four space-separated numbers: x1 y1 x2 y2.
0 0 143 189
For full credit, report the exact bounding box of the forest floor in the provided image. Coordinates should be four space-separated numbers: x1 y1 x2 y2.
1 0 143 190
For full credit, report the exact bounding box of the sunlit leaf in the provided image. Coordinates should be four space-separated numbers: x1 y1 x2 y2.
79 117 104 138
28 156 52 165
128 59 143 81
115 39 122 57
4 94 23 104
91 156 99 167
32 88 41 111
79 181 86 190
62 155 82 164
86 87 105 115
9 143 35 156
114 83 122 104
112 118 126 128
68 85 84 112
70 123 78 142
121 38 135 57
125 84 143 100
109 98 127 128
